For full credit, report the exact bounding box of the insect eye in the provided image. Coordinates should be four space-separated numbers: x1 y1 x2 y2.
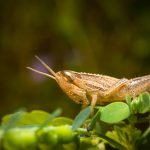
63 71 74 82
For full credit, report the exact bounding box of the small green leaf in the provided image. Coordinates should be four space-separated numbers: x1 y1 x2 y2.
138 92 150 113
39 108 62 129
1 112 26 125
72 106 91 131
131 98 139 114
49 117 73 126
51 108 62 118
126 95 132 105
28 110 51 124
126 95 132 112
131 92 150 114
88 109 101 130
100 102 130 124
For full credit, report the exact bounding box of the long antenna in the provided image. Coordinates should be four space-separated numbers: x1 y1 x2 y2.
26 56 57 80
35 55 57 77
26 67 55 80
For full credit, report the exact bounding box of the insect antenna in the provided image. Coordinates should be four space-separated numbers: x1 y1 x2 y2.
26 67 56 80
26 55 57 80
35 55 57 77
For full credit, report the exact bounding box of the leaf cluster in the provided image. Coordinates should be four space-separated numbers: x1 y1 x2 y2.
0 92 150 150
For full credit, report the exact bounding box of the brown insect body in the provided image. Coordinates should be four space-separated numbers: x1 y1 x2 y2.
128 75 150 96
27 56 150 107
56 71 120 105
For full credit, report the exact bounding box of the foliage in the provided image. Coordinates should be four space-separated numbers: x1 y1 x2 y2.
0 92 150 150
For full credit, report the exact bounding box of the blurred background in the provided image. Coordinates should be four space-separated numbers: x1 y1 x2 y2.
0 0 150 119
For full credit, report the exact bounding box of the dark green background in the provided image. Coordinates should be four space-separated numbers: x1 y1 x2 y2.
0 0 150 118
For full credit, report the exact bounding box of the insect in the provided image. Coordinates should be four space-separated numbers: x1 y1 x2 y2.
27 56 150 108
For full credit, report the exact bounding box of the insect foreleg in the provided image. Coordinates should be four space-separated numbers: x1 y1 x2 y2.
91 94 98 108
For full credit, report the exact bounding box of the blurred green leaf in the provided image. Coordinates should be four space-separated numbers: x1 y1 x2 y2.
2 110 51 126
3 126 38 150
72 106 91 131
28 110 52 124
55 125 76 143
51 108 62 118
39 108 62 129
2 111 26 130
49 117 73 126
100 102 130 123
37 125 76 146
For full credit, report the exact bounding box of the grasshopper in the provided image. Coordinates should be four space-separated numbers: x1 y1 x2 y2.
27 56 150 108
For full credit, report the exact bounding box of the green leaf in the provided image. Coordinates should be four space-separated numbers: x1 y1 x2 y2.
2 112 25 126
2 111 26 130
100 102 130 124
138 92 150 113
106 125 141 150
72 106 91 131
131 98 139 114
49 117 73 126
51 108 62 118
88 108 101 131
28 110 51 124
130 92 150 114
97 132 126 150
39 108 62 129
2 110 51 126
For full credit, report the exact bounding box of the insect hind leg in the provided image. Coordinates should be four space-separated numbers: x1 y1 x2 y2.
102 78 129 98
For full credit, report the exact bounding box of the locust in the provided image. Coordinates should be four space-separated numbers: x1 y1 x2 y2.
27 56 150 108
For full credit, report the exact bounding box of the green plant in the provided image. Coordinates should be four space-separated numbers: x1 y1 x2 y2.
0 92 150 150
